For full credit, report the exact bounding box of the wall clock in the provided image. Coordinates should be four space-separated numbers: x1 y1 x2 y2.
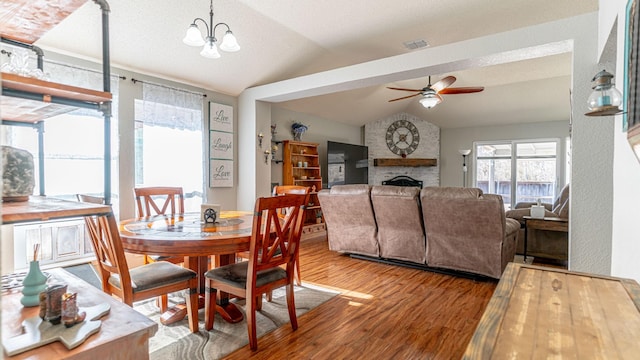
385 120 420 157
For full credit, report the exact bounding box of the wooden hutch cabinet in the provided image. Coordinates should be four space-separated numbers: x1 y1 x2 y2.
281 140 325 238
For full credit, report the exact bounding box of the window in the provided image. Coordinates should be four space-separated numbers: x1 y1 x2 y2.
134 83 204 212
474 140 560 209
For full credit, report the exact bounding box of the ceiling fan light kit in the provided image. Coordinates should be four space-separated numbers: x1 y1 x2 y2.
419 94 441 109
387 75 483 109
183 0 240 59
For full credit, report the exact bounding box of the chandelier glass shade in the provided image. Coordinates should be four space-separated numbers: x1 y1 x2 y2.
183 0 240 59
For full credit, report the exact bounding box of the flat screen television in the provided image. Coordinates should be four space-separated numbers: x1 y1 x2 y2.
327 141 368 188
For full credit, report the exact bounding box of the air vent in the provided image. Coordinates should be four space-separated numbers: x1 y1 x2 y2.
403 39 429 50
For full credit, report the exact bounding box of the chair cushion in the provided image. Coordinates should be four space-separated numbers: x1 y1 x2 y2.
205 262 287 289
108 261 196 292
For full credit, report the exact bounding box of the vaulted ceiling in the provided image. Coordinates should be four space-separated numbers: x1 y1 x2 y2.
34 0 597 128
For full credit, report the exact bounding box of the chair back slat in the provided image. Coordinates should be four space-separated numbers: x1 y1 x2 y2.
249 194 307 276
134 187 185 217
83 212 132 293
272 185 310 219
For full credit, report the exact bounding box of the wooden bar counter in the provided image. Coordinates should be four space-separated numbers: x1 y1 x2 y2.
463 262 640 359
2 268 157 359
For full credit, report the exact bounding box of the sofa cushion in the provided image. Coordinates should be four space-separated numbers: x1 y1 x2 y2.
371 185 425 264
421 186 483 199
317 185 379 257
421 187 516 279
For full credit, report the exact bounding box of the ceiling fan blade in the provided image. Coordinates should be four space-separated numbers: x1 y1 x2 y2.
431 76 456 92
438 86 485 94
388 93 421 102
386 86 423 92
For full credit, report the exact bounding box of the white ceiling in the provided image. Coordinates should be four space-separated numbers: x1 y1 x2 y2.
34 0 597 128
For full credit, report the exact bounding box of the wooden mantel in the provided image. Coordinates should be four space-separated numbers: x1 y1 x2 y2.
373 158 437 167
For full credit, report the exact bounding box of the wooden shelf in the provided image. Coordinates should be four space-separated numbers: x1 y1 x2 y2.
2 196 112 225
2 73 112 122
2 73 112 103
585 105 623 116
282 140 324 228
0 0 88 44
373 158 437 167
1 0 114 203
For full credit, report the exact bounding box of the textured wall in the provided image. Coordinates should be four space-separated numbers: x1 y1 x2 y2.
365 112 440 186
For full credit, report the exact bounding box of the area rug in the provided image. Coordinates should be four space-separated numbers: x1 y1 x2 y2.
138 284 338 359
62 263 339 359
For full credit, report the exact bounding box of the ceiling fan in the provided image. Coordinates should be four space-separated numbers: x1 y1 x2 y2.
387 75 484 108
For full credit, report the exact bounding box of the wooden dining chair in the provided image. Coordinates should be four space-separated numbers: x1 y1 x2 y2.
134 186 186 310
76 194 106 205
272 185 310 286
236 185 309 302
82 210 199 333
204 193 308 350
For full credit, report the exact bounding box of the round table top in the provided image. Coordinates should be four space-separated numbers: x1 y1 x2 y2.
118 211 254 257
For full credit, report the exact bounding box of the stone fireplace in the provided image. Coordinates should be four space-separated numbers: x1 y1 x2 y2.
364 112 439 186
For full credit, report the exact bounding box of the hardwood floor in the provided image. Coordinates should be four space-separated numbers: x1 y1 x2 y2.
226 236 500 359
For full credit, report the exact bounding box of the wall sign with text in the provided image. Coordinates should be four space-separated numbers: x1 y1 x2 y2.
209 102 234 187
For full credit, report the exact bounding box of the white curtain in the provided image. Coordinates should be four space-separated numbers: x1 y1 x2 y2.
136 82 204 211
140 82 202 131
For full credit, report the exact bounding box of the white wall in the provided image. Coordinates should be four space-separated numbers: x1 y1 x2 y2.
270 107 363 189
440 121 570 188
604 0 640 282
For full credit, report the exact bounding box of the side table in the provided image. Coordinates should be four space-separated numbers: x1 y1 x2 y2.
523 216 568 261
463 262 640 358
2 268 157 359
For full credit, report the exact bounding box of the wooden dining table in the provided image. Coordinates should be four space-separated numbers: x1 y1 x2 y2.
118 210 255 324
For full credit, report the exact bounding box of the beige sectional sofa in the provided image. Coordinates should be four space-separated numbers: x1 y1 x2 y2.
318 184 520 279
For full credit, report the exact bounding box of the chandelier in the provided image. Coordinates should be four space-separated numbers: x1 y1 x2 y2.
182 0 240 59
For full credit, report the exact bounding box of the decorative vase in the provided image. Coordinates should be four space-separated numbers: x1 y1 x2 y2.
21 260 48 307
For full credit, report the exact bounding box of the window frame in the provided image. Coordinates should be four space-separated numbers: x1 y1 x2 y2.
472 138 563 209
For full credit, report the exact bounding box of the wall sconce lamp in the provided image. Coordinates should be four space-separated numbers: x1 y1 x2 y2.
264 149 270 164
271 144 278 160
258 132 264 148
585 69 623 116
458 149 471 187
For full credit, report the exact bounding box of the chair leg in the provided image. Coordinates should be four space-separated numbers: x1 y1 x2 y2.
157 294 169 312
286 282 298 330
204 284 216 331
185 286 199 333
256 294 263 311
295 255 301 286
247 293 258 351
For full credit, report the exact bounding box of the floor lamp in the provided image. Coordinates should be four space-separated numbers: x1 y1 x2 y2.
458 149 471 187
